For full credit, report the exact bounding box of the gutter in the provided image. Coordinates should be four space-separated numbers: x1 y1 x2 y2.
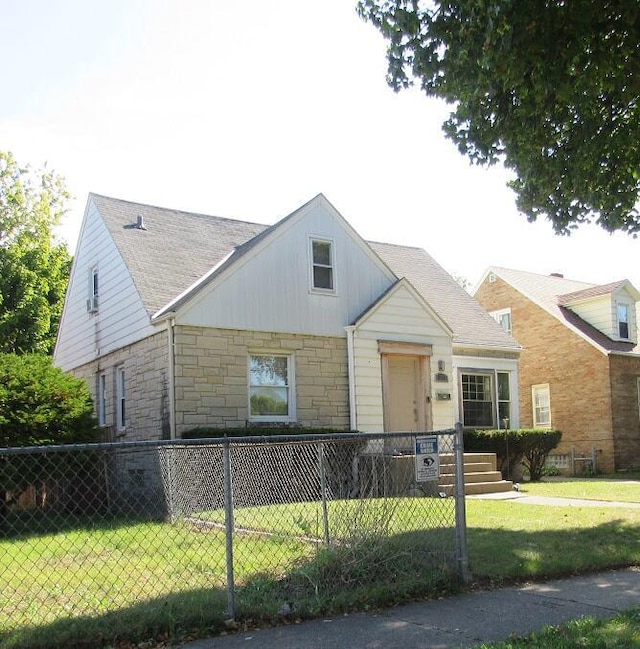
167 317 176 439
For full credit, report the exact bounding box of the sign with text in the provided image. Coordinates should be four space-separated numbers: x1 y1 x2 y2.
415 435 439 482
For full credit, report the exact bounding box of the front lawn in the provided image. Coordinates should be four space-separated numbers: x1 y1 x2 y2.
521 477 640 502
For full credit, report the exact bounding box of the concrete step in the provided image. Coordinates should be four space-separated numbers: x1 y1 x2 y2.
440 462 494 474
440 470 504 485
439 480 514 496
441 453 497 471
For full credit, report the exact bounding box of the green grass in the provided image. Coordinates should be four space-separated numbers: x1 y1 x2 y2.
3 483 640 648
478 608 640 648
521 477 640 502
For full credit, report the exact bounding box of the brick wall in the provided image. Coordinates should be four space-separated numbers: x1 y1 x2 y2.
174 326 350 434
475 276 617 472
609 355 640 469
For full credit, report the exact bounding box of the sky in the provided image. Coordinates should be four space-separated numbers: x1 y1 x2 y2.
2 0 638 290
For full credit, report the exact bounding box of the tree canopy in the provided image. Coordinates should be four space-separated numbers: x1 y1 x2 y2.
0 151 72 354
357 0 640 234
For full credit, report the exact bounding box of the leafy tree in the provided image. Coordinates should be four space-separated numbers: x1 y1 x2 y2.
0 353 98 447
0 151 72 354
357 1 640 234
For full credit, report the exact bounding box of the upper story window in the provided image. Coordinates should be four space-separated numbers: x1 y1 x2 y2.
490 308 512 334
87 266 99 313
617 303 630 339
309 238 335 293
249 353 295 422
532 384 551 428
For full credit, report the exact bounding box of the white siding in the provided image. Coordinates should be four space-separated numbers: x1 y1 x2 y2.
569 287 638 342
177 200 395 336
55 200 156 371
352 283 454 433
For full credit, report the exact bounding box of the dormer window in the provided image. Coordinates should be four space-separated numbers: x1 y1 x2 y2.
617 303 630 339
309 238 335 293
490 308 512 334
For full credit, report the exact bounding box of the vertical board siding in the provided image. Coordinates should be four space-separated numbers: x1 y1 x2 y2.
177 202 395 335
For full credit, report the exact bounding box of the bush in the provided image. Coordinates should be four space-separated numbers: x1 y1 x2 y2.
0 353 99 447
464 429 562 482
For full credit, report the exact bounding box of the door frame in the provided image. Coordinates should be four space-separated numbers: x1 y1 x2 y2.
379 341 432 432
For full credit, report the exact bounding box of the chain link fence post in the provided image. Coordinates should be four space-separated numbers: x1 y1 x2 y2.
223 437 236 621
454 422 470 583
318 442 331 545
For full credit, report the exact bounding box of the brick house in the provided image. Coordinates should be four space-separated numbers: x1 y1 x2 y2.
55 194 520 451
474 267 640 473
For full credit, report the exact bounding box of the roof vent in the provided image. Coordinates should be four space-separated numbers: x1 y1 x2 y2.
550 272 564 278
136 214 147 230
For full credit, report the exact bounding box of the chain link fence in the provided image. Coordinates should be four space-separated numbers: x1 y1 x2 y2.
1 427 466 647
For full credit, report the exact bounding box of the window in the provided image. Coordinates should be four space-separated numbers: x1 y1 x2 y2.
97 373 107 427
116 366 126 431
87 266 99 313
461 371 512 428
617 303 630 339
490 308 512 334
310 238 334 292
249 354 295 421
532 384 551 427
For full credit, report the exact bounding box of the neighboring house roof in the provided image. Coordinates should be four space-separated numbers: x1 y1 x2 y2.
370 243 521 351
93 193 519 352
479 266 640 355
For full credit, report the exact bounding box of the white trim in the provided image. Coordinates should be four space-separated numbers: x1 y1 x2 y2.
532 383 552 428
248 352 296 423
345 325 357 430
489 307 512 334
308 235 337 294
97 372 107 427
116 365 126 432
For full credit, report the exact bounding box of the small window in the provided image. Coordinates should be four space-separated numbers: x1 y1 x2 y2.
97 373 107 427
116 366 126 431
617 303 630 339
490 308 512 334
249 353 295 421
87 266 99 313
310 238 334 292
532 384 551 427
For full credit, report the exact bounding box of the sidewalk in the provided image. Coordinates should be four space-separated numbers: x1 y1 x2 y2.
185 567 640 649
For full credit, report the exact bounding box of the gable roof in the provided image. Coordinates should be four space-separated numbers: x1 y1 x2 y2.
370 243 521 351
91 193 519 352
478 267 640 355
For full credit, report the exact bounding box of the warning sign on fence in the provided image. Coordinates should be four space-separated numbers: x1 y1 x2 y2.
415 435 439 482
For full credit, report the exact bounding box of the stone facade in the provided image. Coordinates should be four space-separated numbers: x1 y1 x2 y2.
474 275 637 473
173 326 350 434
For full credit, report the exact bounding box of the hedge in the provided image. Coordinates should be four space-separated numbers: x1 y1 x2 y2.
464 428 562 482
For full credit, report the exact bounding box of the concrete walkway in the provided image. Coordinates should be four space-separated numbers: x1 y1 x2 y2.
186 568 640 649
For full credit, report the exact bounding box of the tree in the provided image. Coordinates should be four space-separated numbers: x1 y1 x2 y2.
357 1 640 234
0 151 72 354
0 354 98 447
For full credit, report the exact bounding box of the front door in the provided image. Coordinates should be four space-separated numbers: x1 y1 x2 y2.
383 353 429 452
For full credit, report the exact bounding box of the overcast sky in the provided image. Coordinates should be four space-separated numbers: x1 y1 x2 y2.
2 0 638 289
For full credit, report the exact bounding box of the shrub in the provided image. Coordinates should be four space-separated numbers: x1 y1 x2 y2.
464 429 562 482
0 353 99 447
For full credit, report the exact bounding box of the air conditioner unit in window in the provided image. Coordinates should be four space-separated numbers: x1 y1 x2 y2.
86 296 99 313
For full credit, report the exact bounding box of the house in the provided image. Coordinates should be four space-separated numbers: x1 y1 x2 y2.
474 267 640 473
55 194 521 450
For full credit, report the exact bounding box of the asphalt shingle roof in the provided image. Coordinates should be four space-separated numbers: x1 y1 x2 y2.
484 267 639 354
92 193 520 351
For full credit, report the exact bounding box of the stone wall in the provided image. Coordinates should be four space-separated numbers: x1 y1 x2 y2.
173 326 350 434
475 276 617 472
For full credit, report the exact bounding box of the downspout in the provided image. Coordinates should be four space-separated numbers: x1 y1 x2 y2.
345 325 357 430
167 317 176 439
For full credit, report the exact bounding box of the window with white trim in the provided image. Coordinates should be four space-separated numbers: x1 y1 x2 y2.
116 366 126 431
309 238 335 292
87 266 99 313
460 370 511 428
249 353 295 421
617 303 630 339
532 384 551 427
490 308 512 334
97 373 107 427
